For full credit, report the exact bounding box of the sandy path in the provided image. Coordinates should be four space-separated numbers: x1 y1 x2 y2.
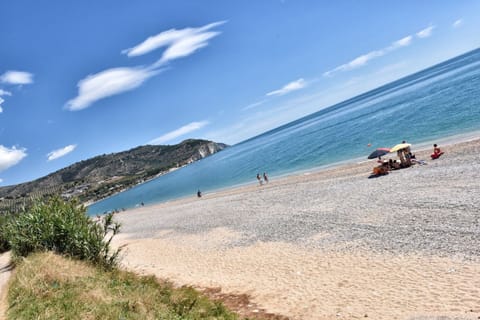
0 252 12 320
111 137 480 319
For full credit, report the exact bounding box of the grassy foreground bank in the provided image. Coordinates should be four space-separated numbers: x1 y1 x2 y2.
8 252 241 320
0 197 255 319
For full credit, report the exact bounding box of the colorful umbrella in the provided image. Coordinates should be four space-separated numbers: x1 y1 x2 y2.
368 148 391 159
390 143 411 153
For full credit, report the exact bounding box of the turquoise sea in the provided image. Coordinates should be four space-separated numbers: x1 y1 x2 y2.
87 48 480 215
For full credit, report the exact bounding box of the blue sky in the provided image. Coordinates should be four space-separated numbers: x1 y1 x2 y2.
1 1 479 186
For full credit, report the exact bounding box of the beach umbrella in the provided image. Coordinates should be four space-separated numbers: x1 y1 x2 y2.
367 148 391 159
390 143 411 153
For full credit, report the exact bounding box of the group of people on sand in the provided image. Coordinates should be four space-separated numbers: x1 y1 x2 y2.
256 172 269 185
373 142 443 176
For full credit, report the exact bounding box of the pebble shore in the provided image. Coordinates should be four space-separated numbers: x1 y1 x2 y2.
117 138 480 258
113 137 480 320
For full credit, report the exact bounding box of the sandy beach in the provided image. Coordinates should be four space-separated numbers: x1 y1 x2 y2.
112 137 480 320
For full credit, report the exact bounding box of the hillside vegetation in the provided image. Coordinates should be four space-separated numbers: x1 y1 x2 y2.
0 139 227 214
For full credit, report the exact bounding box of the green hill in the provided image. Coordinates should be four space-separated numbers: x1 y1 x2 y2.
0 139 227 213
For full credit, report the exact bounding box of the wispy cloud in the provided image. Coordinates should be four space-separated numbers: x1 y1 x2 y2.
67 21 225 111
266 78 307 96
0 90 12 113
123 21 226 66
324 50 384 76
47 144 77 161
0 71 34 85
416 25 435 38
208 59 419 145
0 72 33 113
324 27 432 77
65 67 159 111
242 100 266 111
453 19 463 28
0 89 12 96
392 35 413 48
0 145 27 172
149 121 209 144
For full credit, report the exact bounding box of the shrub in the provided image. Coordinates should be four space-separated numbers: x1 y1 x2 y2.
3 196 121 268
0 213 12 253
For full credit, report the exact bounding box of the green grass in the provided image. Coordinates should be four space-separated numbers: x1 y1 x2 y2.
8 252 243 320
1 197 258 319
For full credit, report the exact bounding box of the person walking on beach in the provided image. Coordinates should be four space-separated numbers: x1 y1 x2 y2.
263 172 269 183
197 189 202 198
256 173 263 185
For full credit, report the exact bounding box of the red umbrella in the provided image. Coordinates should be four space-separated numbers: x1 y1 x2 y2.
368 148 391 159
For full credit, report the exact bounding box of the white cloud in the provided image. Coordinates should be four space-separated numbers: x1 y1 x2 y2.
324 30 424 77
0 71 34 85
453 19 463 28
0 89 12 113
0 145 27 172
66 21 225 111
266 78 307 96
159 31 220 65
123 28 193 57
242 100 266 111
392 35 413 48
0 178 3 183
0 89 12 96
416 25 435 38
324 50 385 76
149 121 209 144
65 67 159 111
47 144 77 161
123 21 226 66
207 59 420 145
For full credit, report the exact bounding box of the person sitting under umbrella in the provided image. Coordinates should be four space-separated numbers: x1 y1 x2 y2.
372 161 389 176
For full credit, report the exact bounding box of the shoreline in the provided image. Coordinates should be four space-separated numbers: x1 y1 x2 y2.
118 131 480 211
90 130 480 214
111 136 480 319
84 166 183 210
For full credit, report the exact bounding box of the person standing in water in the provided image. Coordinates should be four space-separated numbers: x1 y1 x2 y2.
263 172 269 183
256 173 263 185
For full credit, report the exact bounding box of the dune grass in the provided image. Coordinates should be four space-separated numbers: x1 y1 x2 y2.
8 252 242 320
